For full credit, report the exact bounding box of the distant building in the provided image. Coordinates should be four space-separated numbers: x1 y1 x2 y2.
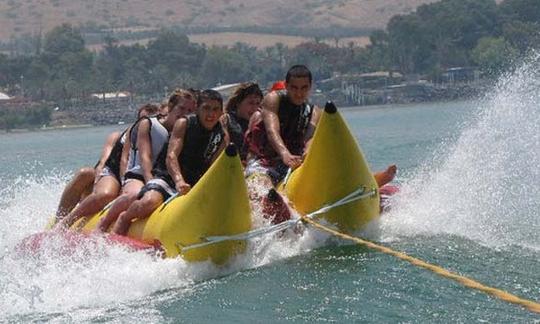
0 92 11 100
91 91 131 100
212 83 241 100
318 71 404 105
442 67 480 84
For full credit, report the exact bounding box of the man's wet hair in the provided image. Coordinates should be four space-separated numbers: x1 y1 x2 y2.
198 89 223 108
168 89 197 110
137 103 159 119
285 65 312 84
225 82 263 113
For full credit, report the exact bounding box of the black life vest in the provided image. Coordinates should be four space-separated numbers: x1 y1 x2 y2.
178 114 224 185
276 91 313 156
103 129 127 178
227 111 249 161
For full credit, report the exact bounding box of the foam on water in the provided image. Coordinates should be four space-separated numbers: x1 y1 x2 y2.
0 171 328 320
381 53 540 251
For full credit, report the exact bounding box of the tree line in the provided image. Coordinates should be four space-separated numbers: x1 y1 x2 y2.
0 106 51 131
0 0 537 103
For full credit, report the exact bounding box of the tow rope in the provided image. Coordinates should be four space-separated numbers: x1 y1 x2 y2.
178 185 540 314
179 186 375 252
300 215 540 314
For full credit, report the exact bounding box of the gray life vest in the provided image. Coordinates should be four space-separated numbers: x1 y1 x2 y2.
125 116 169 178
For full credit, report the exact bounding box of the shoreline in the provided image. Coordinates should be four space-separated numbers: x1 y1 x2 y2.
1 98 476 134
0 124 94 134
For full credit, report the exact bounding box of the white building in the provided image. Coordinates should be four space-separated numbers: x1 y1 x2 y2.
91 91 130 100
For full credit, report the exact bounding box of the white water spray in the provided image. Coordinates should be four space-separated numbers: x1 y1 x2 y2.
382 54 540 250
0 172 328 320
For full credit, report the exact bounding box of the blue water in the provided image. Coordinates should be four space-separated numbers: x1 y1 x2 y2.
1 57 539 322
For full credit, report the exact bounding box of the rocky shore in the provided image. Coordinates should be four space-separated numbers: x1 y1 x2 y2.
1 82 488 130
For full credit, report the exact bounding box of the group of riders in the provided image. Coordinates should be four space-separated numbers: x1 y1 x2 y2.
53 65 397 236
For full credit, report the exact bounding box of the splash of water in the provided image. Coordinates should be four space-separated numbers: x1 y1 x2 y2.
382 53 540 251
0 171 329 320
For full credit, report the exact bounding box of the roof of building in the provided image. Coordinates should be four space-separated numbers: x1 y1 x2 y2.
91 91 130 99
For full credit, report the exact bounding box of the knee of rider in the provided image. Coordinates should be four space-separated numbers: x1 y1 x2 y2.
127 192 140 202
139 194 157 212
95 190 116 204
77 167 95 180
118 210 134 222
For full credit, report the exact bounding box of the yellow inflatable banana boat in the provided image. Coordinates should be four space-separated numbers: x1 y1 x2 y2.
36 103 377 263
73 144 252 265
281 102 380 233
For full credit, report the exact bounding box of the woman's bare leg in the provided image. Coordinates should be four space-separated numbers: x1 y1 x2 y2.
96 180 144 232
55 175 120 229
112 190 164 235
55 167 95 222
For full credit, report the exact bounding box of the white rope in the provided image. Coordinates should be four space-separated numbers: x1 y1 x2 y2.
179 219 298 252
281 168 293 186
306 187 376 217
178 185 377 253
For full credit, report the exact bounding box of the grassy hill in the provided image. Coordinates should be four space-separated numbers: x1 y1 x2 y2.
1 0 437 44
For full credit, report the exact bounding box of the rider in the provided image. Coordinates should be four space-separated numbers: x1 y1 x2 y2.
54 104 161 229
54 104 159 223
94 89 197 232
223 82 263 162
105 89 228 235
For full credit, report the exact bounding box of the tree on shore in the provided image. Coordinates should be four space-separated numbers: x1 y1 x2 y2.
0 0 538 104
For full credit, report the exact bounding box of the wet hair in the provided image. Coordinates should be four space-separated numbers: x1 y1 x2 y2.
158 100 169 114
137 103 159 119
285 65 312 84
225 82 263 113
187 88 201 102
168 89 197 110
198 89 223 108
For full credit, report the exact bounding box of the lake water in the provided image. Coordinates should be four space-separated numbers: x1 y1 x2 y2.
1 58 539 322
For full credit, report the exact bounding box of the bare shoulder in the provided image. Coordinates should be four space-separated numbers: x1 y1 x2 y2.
138 118 151 131
172 118 187 136
106 131 121 144
250 110 262 124
262 91 280 112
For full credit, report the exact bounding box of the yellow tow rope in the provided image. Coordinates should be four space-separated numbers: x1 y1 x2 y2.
300 215 540 314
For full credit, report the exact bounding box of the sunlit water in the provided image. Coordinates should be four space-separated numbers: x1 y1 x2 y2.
1 56 539 322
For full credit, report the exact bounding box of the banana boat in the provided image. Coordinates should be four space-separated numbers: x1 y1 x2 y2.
72 144 252 265
31 103 381 263
280 102 380 233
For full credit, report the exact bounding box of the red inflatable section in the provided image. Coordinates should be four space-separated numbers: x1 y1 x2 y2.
105 233 163 253
17 231 162 257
